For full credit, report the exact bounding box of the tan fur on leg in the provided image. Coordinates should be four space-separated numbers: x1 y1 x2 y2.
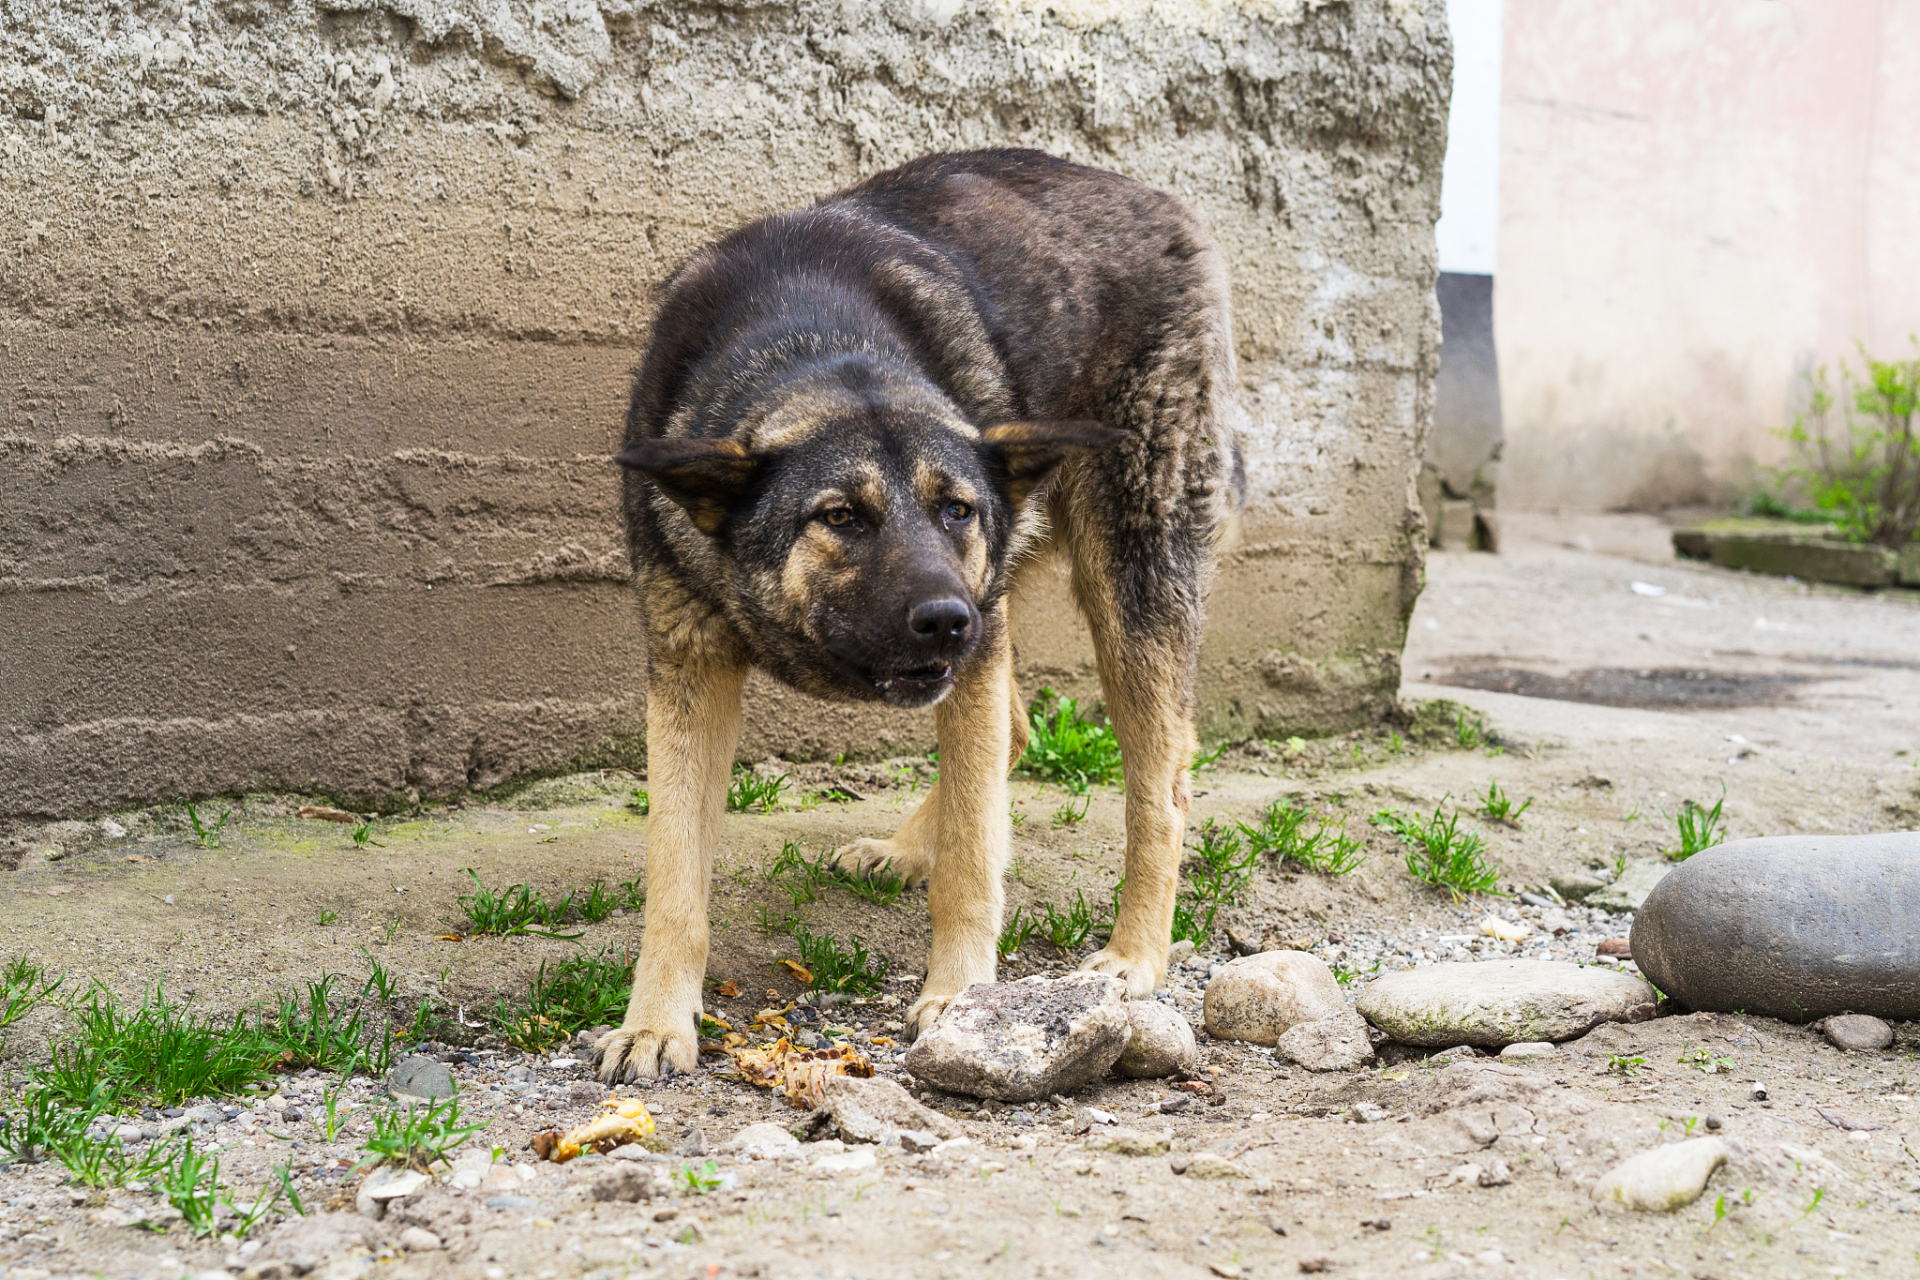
599 613 748 1083
831 779 940 887
1069 562 1194 999
907 610 1014 1038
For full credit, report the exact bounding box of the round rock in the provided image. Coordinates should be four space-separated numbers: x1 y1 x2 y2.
903 973 1130 1102
1354 959 1655 1047
1275 1009 1374 1072
1631 833 1920 1022
1114 1000 1198 1078
1818 1013 1894 1052
1591 1138 1729 1212
385 1056 456 1102
1202 950 1344 1046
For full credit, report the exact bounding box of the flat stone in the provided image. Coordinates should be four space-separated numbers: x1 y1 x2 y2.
1819 1014 1895 1052
811 1146 878 1174
397 1226 443 1252
1275 1010 1374 1071
1179 1152 1247 1179
385 1056 456 1102
1498 1042 1557 1061
1632 834 1920 1022
1592 1139 1730 1212
354 1167 428 1218
1355 959 1655 1047
485 1194 539 1210
1588 861 1672 912
590 1163 659 1203
721 1122 801 1155
1202 951 1345 1046
1550 873 1607 902
812 1075 962 1144
904 974 1131 1102
1114 1001 1199 1078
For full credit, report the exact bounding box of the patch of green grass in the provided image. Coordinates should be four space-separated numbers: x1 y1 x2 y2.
0 1085 103 1165
1668 786 1728 860
1239 801 1365 875
755 905 801 934
787 927 889 995
455 869 585 939
628 788 650 815
1479 779 1533 826
1170 896 1216 948
186 802 229 849
997 906 1034 959
350 820 379 848
1051 793 1090 829
1190 741 1230 773
1188 818 1258 905
678 1159 726 1194
1373 801 1502 898
37 984 277 1108
498 948 634 1052
768 840 908 908
727 767 788 813
1018 688 1123 793
156 1136 224 1234
359 1094 487 1172
268 975 386 1073
1034 890 1104 954
316 909 339 927
577 880 621 923
0 955 64 1041
1605 1053 1648 1078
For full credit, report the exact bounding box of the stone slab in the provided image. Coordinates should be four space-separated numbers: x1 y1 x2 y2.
1355 959 1656 1047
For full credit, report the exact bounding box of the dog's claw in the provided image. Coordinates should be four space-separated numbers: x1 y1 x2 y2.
830 836 932 888
904 991 956 1041
595 1025 699 1083
1078 947 1163 999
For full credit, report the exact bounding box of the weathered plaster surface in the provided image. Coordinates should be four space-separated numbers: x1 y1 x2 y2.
0 0 1446 818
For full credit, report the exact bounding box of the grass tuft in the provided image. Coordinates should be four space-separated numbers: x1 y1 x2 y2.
358 1094 487 1173
1018 688 1123 792
1479 779 1533 826
1239 801 1365 875
498 948 634 1052
37 984 277 1108
455 869 586 939
1373 801 1502 898
186 802 229 849
1034 891 1103 954
786 927 889 995
1668 786 1728 860
727 767 788 813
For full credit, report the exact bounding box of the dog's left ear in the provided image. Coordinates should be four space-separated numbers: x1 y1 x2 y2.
614 437 762 535
979 420 1128 507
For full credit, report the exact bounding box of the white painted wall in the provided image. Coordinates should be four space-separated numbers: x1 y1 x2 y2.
1436 0 1502 276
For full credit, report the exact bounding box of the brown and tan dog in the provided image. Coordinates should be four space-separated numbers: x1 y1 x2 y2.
599 149 1244 1082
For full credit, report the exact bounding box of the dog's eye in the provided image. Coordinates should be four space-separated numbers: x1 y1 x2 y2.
821 507 856 528
944 501 973 523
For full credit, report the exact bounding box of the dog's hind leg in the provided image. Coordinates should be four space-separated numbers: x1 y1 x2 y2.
1064 514 1206 1000
598 617 748 1083
906 608 1015 1038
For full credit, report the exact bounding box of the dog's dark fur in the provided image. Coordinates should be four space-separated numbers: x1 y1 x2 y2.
600 149 1245 1082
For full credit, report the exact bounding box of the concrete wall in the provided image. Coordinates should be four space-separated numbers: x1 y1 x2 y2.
0 0 1448 821
1496 0 1920 512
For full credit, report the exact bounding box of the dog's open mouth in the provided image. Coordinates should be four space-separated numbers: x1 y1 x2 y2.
873 663 953 696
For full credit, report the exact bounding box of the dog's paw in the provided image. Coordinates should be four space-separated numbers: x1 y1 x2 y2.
595 1024 699 1083
1078 946 1164 999
830 836 932 888
904 990 958 1041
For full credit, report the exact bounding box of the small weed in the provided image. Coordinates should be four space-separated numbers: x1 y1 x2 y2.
155 1137 223 1235
358 1095 487 1172
787 927 890 995
1669 785 1728 860
1479 779 1533 826
1190 741 1230 773
771 840 908 908
1018 688 1123 792
1606 1053 1648 1078
628 789 650 815
832 860 910 908
48 1123 167 1190
997 907 1034 959
1453 712 1485 750
677 1160 725 1194
499 948 634 1052
350 821 377 848
727 767 788 813
268 975 383 1073
578 881 621 923
1188 818 1258 907
1387 731 1406 754
455 869 583 940
0 955 65 1039
618 876 645 911
320 1080 346 1142
1239 801 1364 875
1331 960 1380 987
1681 1047 1735 1074
1035 891 1103 954
1052 793 1090 829
360 950 400 1005
186 802 229 849
317 909 339 927
0 1085 103 1164
1373 802 1502 898
1795 1187 1826 1222
754 905 800 934
1171 895 1217 948
1707 1193 1729 1232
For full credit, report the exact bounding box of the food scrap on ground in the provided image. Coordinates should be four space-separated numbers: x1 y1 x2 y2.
531 1097 656 1162
728 1037 873 1108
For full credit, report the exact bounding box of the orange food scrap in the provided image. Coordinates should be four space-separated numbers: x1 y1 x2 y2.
712 980 741 998
776 959 813 983
531 1097 655 1162
726 1037 872 1108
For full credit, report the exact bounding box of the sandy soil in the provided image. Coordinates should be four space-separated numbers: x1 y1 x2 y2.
1 514 1917 1280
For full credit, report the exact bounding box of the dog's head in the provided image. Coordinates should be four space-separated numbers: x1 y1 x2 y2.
617 413 1123 706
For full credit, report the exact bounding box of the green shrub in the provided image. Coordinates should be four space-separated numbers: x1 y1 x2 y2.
1776 342 1920 548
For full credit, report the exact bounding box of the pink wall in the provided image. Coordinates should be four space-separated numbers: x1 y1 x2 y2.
1496 0 1920 511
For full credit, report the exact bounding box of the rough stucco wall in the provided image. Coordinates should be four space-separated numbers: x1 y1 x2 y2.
0 0 1446 821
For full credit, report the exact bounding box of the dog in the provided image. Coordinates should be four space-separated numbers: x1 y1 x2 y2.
599 148 1245 1082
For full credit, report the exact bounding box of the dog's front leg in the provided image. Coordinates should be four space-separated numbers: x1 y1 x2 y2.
908 610 1013 1038
598 639 747 1082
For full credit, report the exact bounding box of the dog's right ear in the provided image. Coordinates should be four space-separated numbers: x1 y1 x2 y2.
614 438 762 535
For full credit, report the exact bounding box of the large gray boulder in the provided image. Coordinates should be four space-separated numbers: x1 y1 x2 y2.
1631 833 1920 1022
1355 960 1655 1047
904 974 1131 1102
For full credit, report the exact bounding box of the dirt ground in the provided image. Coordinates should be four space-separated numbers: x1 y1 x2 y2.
2 513 1918 1280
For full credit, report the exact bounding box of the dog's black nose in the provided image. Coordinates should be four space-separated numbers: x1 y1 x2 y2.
908 597 973 644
